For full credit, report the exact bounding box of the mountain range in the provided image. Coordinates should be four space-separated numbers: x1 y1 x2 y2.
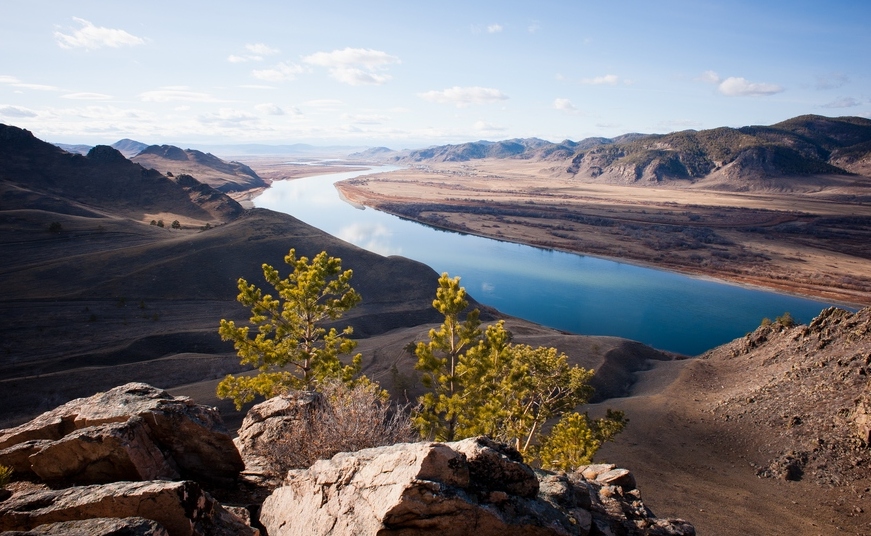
358 115 871 189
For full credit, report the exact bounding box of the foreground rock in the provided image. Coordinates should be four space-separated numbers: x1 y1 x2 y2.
0 480 256 535
0 383 243 485
0 516 169 535
233 391 327 477
260 436 694 536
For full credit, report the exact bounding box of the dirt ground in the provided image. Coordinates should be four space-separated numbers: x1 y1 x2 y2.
335 159 871 306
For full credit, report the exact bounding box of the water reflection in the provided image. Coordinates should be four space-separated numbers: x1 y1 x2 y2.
254 165 840 355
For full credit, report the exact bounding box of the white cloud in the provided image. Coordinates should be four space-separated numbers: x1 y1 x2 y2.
256 103 285 115
62 92 113 100
139 87 223 102
718 77 784 97
239 84 276 90
473 120 507 132
822 97 861 108
528 21 541 33
553 98 577 112
228 43 279 63
0 75 60 91
246 43 279 56
581 74 619 85
698 71 784 96
0 105 38 118
487 23 503 33
303 48 400 86
54 17 145 50
697 70 721 84
418 86 509 107
252 62 305 82
199 107 258 124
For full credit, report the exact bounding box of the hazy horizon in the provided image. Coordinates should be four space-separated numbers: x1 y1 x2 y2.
2 0 869 147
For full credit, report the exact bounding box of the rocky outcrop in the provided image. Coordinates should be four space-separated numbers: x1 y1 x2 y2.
233 391 327 476
0 480 255 536
0 516 169 535
0 383 243 485
260 436 694 536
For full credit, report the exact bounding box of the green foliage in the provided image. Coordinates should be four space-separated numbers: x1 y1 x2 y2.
0 464 12 488
775 311 796 328
413 273 481 441
536 409 628 471
156 220 164 228
171 220 181 229
413 273 626 466
217 249 364 409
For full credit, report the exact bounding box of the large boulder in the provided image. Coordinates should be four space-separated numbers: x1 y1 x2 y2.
233 391 327 476
0 383 243 485
259 436 694 536
0 480 256 536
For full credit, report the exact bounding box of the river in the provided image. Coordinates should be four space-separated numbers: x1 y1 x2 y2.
253 165 841 355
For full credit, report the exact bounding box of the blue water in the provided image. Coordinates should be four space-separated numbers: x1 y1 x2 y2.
254 166 843 356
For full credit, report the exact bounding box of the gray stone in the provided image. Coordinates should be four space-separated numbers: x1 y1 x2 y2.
0 516 169 535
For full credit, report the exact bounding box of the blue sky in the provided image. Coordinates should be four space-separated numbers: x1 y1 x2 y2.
1 0 868 148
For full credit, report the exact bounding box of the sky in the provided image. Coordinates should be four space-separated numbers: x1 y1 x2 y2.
1 0 869 149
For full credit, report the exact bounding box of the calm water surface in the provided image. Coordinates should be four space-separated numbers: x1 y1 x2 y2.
254 166 842 355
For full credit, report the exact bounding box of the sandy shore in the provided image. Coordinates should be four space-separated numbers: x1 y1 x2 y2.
334 160 871 306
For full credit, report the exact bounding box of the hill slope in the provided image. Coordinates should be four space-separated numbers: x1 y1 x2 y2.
132 145 267 192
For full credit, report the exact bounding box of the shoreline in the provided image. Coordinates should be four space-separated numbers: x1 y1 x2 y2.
336 180 871 308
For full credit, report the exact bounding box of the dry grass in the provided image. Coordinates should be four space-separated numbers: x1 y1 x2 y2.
262 381 415 472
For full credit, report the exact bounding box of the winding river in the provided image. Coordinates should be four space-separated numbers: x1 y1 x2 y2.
254 165 841 355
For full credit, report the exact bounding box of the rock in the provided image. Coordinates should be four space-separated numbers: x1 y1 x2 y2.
0 440 52 477
260 437 693 536
233 391 326 475
0 516 169 535
595 468 637 491
450 436 539 498
853 386 871 444
0 480 257 536
0 383 242 485
28 417 179 484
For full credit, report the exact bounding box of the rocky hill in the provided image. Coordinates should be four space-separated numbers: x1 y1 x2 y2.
0 124 446 427
132 145 267 193
359 115 871 192
1 125 243 224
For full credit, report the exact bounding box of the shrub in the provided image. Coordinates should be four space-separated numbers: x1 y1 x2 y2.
171 220 181 229
0 464 12 488
263 380 414 472
48 222 62 233
775 312 796 328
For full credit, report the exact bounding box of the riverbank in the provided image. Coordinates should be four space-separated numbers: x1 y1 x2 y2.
334 160 871 307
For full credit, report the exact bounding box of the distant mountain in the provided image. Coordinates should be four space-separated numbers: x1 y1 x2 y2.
565 115 871 186
0 124 242 223
132 145 266 193
111 138 150 158
54 143 93 155
381 115 871 190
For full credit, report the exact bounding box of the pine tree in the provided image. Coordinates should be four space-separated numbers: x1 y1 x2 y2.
217 249 363 409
